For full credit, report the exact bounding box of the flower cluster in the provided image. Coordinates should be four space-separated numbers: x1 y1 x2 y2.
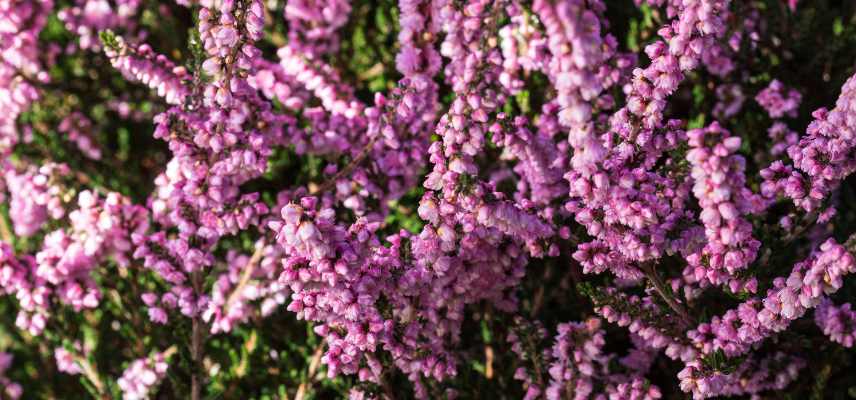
678 352 805 400
0 0 52 157
5 190 148 334
685 122 763 290
117 349 173 400
680 238 856 398
767 121 798 157
535 0 621 175
58 112 102 160
58 0 144 50
755 79 802 119
198 0 265 106
587 285 696 361
102 33 189 106
3 162 71 237
782 73 856 213
201 243 287 333
815 299 856 348
284 0 352 59
510 318 663 400
54 346 83 375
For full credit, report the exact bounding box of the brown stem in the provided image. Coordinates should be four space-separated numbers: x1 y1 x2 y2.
380 373 396 400
71 353 108 399
782 210 819 245
223 240 267 312
293 343 325 400
0 210 12 244
641 262 693 328
484 345 495 379
163 345 179 359
526 334 546 390
219 2 250 95
310 135 379 195
529 265 551 318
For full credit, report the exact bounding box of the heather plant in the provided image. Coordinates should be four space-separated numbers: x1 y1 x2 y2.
2 0 856 399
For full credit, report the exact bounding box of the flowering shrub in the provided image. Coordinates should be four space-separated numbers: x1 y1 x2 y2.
2 0 856 399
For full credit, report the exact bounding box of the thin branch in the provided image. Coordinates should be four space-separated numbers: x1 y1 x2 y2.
484 345 495 379
525 332 546 390
293 343 325 400
380 374 396 400
71 353 108 399
163 345 179 359
0 210 12 244
640 262 693 328
223 240 267 313
310 135 379 195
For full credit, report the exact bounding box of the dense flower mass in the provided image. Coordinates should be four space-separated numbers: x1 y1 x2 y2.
2 0 856 398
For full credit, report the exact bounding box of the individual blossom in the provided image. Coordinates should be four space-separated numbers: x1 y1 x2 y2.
141 292 169 324
786 0 798 11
